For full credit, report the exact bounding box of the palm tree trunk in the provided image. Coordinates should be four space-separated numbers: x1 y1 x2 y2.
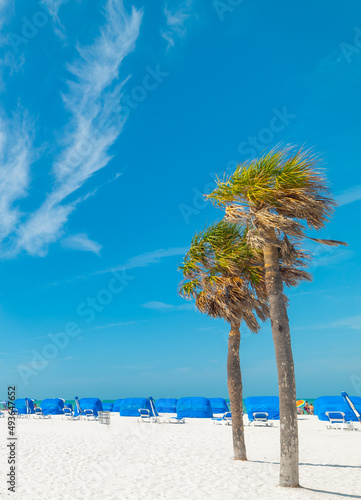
262 230 299 487
227 321 247 461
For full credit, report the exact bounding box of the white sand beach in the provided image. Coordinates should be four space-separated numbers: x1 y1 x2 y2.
1 414 360 500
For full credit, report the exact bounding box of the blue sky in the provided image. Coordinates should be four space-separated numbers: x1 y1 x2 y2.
0 0 360 401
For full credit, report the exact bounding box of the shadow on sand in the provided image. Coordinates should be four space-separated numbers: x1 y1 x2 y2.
302 488 361 499
250 461 361 499
251 460 361 470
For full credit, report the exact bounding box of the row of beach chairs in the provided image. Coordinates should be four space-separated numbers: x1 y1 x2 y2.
137 408 185 424
1 407 99 421
211 411 274 427
3 405 356 430
0 406 275 426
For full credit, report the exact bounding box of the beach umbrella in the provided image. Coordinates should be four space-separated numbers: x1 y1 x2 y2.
341 391 361 423
25 398 30 415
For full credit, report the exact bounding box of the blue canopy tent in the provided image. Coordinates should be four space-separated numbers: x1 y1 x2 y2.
314 396 361 422
155 398 178 413
102 402 114 412
177 397 213 418
40 398 65 415
15 398 35 415
118 398 155 417
209 398 229 414
112 399 124 412
74 398 103 417
244 396 280 422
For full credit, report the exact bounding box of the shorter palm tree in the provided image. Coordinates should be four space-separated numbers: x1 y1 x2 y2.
179 221 269 460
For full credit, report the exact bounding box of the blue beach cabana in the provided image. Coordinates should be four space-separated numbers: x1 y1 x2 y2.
314 396 361 422
15 398 35 415
112 399 124 412
209 398 229 414
176 397 213 418
40 398 65 415
74 398 103 417
244 396 280 422
155 398 178 413
118 398 154 417
102 402 114 412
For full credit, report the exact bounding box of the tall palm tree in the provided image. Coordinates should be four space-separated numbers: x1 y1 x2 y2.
179 221 269 460
207 145 346 487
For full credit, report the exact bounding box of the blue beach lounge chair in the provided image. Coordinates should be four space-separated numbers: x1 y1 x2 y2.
211 411 232 426
251 412 273 426
33 407 51 419
62 407 75 420
325 411 355 431
83 409 97 421
137 408 155 423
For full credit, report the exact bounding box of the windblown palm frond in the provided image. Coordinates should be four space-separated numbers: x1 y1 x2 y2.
207 145 346 250
179 221 269 331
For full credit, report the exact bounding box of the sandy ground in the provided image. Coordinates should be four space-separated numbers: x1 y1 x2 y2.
0 414 360 500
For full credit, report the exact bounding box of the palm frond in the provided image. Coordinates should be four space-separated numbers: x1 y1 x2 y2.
307 237 348 247
178 221 269 328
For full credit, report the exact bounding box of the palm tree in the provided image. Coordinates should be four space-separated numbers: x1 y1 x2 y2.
179 221 269 460
207 145 346 487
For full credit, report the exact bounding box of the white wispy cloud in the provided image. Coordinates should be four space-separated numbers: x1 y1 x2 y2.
161 0 193 49
95 246 188 275
42 246 187 286
304 314 361 332
0 0 10 28
336 185 361 206
0 113 33 249
14 0 143 257
326 315 361 331
85 321 137 331
61 233 102 255
142 300 193 311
